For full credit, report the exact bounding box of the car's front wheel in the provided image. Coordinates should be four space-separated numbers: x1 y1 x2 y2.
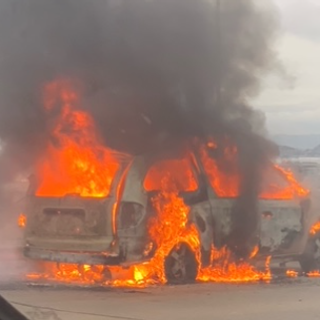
164 243 198 284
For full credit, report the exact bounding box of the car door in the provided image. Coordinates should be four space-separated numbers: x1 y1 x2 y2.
258 199 305 254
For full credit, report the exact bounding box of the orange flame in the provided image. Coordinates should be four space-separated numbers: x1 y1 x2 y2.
200 140 239 197
111 179 201 286
286 270 298 278
144 158 198 192
18 214 26 228
262 165 310 200
36 80 121 198
307 271 320 277
197 247 271 283
139 181 201 284
27 263 106 284
249 245 259 259
200 141 309 200
310 221 320 236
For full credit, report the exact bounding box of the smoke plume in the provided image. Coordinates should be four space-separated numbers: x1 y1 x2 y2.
0 0 279 256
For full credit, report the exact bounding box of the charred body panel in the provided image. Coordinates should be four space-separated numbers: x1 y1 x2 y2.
23 196 120 264
259 200 302 253
25 197 111 239
199 199 305 254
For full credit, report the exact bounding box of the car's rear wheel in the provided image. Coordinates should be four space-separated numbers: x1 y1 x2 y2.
164 243 198 284
299 236 320 273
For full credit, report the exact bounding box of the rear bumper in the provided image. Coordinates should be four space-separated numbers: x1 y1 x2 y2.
23 246 122 266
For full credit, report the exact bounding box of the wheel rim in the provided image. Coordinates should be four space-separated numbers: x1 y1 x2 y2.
165 243 197 283
170 245 188 279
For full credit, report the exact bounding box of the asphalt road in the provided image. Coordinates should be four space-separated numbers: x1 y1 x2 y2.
1 242 320 320
1 278 320 320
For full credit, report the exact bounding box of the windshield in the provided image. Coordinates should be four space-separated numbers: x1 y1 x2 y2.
0 1 318 320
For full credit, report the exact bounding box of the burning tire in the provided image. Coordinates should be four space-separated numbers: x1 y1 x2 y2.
164 243 198 284
299 235 320 273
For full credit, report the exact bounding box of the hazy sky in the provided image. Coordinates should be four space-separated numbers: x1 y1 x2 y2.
255 0 320 135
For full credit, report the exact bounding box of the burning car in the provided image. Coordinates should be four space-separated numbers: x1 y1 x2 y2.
23 134 314 284
20 79 316 284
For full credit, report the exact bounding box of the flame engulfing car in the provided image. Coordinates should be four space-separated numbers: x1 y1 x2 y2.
23 140 313 283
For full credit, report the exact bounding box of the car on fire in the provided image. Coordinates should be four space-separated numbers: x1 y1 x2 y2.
23 139 319 283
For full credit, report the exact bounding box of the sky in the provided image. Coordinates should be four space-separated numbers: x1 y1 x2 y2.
254 0 320 135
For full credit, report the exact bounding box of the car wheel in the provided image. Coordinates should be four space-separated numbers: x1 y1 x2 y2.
299 236 320 273
164 243 198 284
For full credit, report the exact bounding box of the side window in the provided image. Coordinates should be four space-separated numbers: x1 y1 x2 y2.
199 141 304 200
260 165 300 200
144 158 198 192
199 144 240 198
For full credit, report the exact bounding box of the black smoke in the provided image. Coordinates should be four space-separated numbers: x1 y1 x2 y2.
0 0 279 257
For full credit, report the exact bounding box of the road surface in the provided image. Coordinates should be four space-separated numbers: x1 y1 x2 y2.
1 244 320 320
1 278 320 320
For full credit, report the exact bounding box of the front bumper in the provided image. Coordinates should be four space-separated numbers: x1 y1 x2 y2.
23 246 122 265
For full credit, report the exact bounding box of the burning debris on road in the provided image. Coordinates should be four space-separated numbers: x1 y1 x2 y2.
0 0 318 287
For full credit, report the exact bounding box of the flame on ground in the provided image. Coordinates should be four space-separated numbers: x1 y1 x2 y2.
197 248 271 283
35 80 122 198
286 270 298 278
26 248 272 287
307 271 320 277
